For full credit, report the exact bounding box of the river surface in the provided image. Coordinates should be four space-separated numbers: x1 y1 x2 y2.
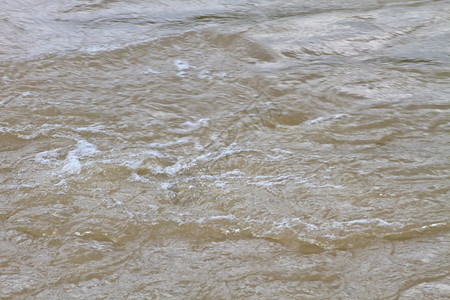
1 0 449 299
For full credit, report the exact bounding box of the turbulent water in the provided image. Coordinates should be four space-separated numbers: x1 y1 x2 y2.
1 0 449 298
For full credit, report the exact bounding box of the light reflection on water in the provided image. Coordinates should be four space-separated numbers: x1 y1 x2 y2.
1 0 449 298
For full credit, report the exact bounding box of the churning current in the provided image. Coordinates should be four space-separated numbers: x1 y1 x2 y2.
1 0 449 298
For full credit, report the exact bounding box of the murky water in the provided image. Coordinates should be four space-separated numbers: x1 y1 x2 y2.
1 0 449 298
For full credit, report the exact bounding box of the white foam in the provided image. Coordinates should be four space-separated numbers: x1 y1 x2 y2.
198 70 213 80
143 68 161 74
272 217 319 231
334 218 394 227
306 223 319 230
214 145 259 161
75 140 100 157
19 183 38 189
306 113 350 125
55 179 67 187
35 149 61 165
271 148 293 155
149 136 191 148
210 215 236 221
268 148 293 160
308 183 344 190
421 222 446 229
143 149 163 157
61 155 82 175
160 182 174 190
76 123 106 133
61 140 99 176
215 72 228 78
148 204 159 211
130 172 149 183
194 140 204 151
163 161 185 176
81 43 124 54
214 181 226 188
121 160 142 170
181 118 209 129
222 170 245 176
249 174 307 187
174 59 193 70
173 118 210 134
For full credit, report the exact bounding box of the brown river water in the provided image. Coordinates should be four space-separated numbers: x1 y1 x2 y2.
1 0 449 299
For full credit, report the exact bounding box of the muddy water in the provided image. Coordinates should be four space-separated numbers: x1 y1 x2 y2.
1 0 449 298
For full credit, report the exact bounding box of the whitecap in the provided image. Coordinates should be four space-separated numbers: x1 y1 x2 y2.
173 118 210 134
61 155 82 175
174 59 193 70
198 70 213 80
176 71 187 77
35 149 61 165
60 140 99 176
76 123 106 133
75 140 100 157
209 215 236 221
334 218 394 227
306 113 350 124
160 182 174 190
143 68 161 74
130 172 149 183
